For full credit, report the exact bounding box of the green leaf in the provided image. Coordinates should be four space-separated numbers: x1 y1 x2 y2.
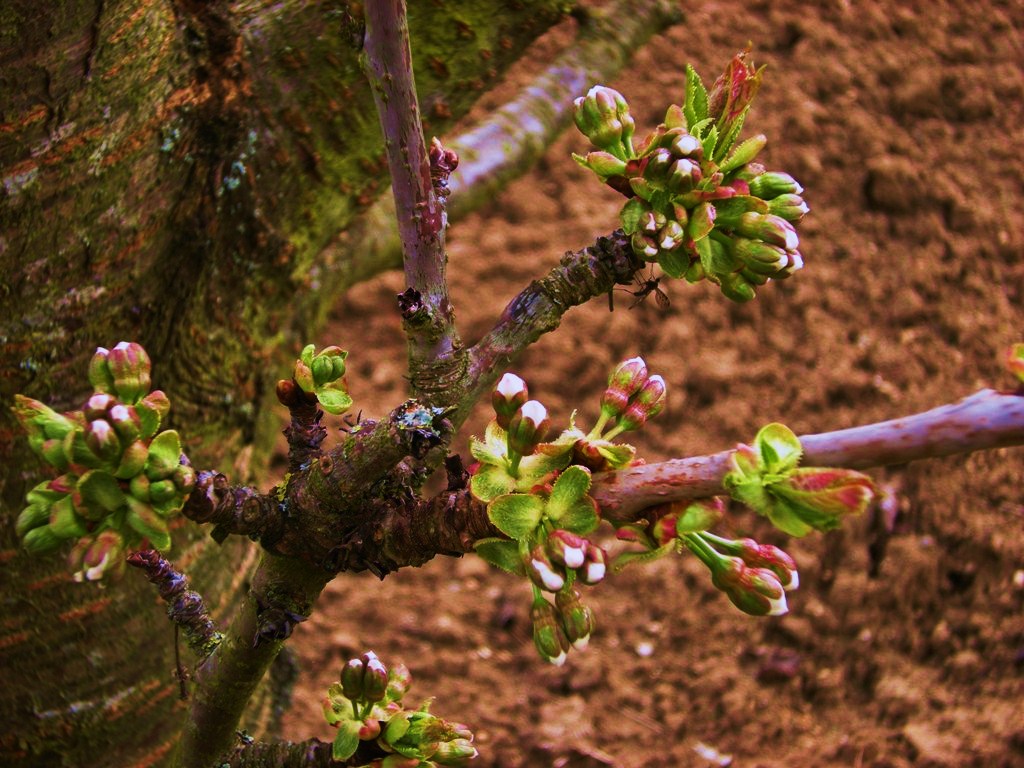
674 499 724 534
470 464 517 503
146 430 182 478
78 470 126 513
658 247 689 279
546 465 591 521
22 525 63 554
619 198 647 235
513 450 572 493
595 441 636 470
754 423 803 474
612 542 676 573
706 236 738 275
763 497 815 537
315 387 353 415
487 494 544 540
768 467 875 531
683 63 708 127
718 133 766 174
469 435 504 466
712 195 769 227
696 235 716 277
48 496 87 539
714 111 749 163
664 103 687 131
700 124 719 159
332 720 362 762
300 343 316 368
556 496 600 535
125 496 172 550
16 503 52 538
474 538 526 575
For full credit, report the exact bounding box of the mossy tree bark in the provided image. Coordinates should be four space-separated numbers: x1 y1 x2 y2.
0 2 568 765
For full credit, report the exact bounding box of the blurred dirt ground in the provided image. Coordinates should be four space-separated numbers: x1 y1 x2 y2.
282 2 1024 765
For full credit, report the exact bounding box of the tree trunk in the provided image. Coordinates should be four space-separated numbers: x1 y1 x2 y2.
0 2 566 765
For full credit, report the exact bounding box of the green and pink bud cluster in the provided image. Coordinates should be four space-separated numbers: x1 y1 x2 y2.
573 52 808 303
530 584 598 666
325 652 477 765
573 85 635 162
681 531 798 617
289 343 353 415
526 529 607 594
13 343 193 579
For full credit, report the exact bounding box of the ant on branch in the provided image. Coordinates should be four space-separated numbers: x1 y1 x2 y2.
608 268 671 312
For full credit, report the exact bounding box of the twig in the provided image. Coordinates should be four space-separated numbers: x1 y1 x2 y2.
126 549 222 658
460 230 641 422
277 379 328 473
361 0 463 399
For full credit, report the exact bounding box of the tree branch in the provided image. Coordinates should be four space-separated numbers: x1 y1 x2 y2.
590 388 1024 520
459 230 641 421
324 0 678 290
362 0 463 400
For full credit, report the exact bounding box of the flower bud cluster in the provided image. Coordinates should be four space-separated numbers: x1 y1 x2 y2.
573 86 635 162
530 586 597 667
573 55 809 303
684 531 799 617
14 343 192 578
325 653 478 765
289 343 353 415
526 529 607 594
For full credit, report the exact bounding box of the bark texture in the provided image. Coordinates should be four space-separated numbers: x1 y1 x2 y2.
0 2 567 766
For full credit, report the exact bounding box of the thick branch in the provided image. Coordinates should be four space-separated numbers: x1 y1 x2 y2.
590 388 1024 519
362 0 462 398
224 739 336 768
175 552 332 768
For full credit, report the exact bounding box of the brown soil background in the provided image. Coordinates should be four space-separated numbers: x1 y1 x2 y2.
282 2 1024 766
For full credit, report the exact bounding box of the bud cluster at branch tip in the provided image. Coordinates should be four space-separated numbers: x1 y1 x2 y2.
324 652 478 765
14 342 193 579
287 343 353 415
573 50 809 303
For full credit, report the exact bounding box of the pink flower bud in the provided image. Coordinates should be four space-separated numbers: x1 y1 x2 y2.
85 419 120 462
546 530 587 569
711 557 787 616
580 545 608 585
106 341 152 404
492 372 529 429
601 357 648 422
507 400 549 457
527 545 566 592
618 375 667 432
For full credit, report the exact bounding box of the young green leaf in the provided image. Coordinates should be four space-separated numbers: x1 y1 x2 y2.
487 494 544 540
474 538 526 575
546 465 592 521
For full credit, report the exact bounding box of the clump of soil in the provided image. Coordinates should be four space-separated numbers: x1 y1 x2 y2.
283 2 1024 766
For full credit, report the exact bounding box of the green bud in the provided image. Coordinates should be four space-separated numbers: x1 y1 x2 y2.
507 400 549 457
311 355 334 387
583 150 628 178
601 356 648 422
106 341 152 404
630 231 660 260
642 148 674 185
530 598 569 666
767 193 810 223
386 662 412 702
173 464 197 494
668 131 703 159
115 439 149 479
293 359 315 393
658 219 686 251
433 738 478 767
130 473 152 502
88 347 116 393
749 171 803 199
85 419 121 463
573 85 635 160
618 375 667 432
555 588 595 651
711 557 788 617
13 395 77 443
735 212 799 251
341 657 365 701
16 502 52 538
361 652 389 703
149 479 177 505
666 158 701 194
734 237 789 274
687 201 716 241
22 524 63 555
48 496 87 539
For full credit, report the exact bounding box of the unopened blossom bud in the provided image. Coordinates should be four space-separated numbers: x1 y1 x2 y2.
116 439 149 479
173 464 197 494
531 598 570 666
642 148 674 185
687 201 716 241
71 529 125 582
85 419 121 463
84 393 117 420
639 209 667 234
767 193 810 223
433 738 478 767
362 654 389 703
341 657 365 700
386 662 412 702
88 347 116 393
617 375 667 432
734 237 789 274
527 544 566 592
546 530 587 569
735 212 799 251
669 132 703 159
601 357 648 422
106 341 152 403
573 85 635 159
311 355 335 387
556 588 595 651
293 359 315 393
658 219 686 251
492 372 529 429
711 557 788 616
749 171 803 199
630 231 660 260
776 250 804 278
358 718 382 741
107 404 141 443
583 150 628 179
666 158 702 194
650 511 681 547
507 400 549 457
580 545 608 585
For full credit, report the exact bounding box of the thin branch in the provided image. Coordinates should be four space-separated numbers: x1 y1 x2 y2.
126 549 222 657
183 470 285 546
590 388 1024 520
361 0 462 399
321 0 678 293
277 379 328 473
459 230 640 422
223 738 336 768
